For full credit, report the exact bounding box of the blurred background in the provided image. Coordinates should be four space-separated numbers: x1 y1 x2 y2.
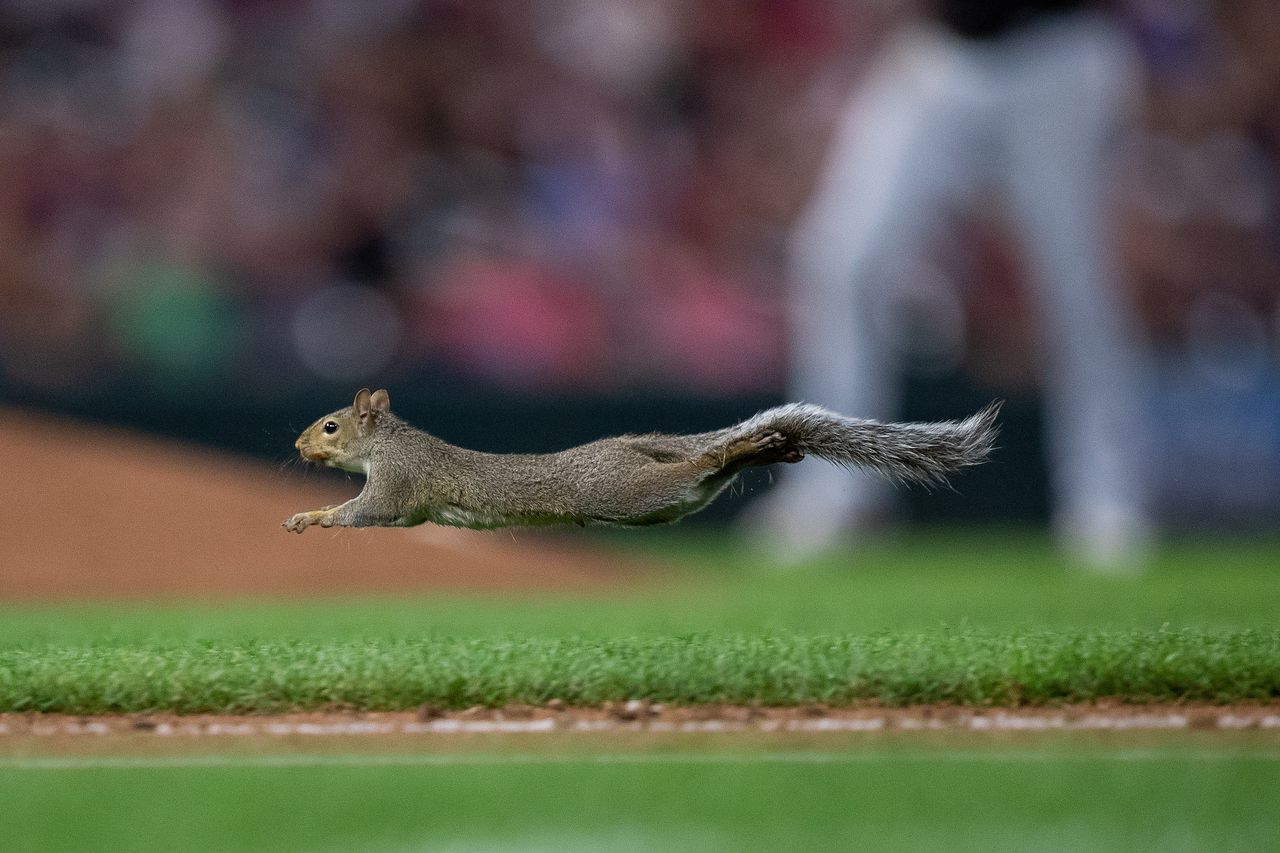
1 0 1279 530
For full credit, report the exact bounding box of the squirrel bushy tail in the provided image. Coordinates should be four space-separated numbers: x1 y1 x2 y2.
727 400 1001 487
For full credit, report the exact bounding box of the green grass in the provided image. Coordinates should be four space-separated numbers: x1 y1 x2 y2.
4 739 1278 853
1 531 1278 712
4 530 1280 644
2 629 1278 713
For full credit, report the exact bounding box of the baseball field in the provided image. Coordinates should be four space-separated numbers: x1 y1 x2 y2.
2 414 1278 851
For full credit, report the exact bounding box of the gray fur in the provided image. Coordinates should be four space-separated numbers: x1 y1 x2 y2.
283 389 1000 533
727 400 1003 487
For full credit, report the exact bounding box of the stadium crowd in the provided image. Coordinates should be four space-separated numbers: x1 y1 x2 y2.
0 0 1277 402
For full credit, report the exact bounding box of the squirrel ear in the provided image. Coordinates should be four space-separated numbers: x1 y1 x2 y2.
353 388 373 419
370 389 390 414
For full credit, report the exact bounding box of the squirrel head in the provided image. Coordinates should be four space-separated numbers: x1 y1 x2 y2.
295 388 391 472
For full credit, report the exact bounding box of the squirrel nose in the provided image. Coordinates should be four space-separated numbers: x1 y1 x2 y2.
295 437 304 451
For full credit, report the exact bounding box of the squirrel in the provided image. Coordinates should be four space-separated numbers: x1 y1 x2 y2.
283 388 1000 533
283 389 1000 533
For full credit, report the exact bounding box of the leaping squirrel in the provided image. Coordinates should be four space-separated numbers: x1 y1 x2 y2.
283 388 999 533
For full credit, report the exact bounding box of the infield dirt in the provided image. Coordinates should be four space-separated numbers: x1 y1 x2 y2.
3 704 1279 759
0 408 650 601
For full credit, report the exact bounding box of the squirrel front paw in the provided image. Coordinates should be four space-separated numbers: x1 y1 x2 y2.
282 509 337 533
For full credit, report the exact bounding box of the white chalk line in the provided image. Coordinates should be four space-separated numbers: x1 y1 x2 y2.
4 750 1280 771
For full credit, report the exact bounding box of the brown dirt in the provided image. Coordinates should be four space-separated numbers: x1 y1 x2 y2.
3 704 1279 756
0 408 656 601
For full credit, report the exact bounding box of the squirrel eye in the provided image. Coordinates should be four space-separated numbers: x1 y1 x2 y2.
323 421 338 434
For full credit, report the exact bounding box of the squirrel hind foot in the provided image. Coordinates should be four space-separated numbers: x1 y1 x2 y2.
741 429 805 466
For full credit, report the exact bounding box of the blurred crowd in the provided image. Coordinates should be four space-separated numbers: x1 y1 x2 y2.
0 0 1278 402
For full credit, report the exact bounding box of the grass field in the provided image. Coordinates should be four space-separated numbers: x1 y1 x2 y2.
5 736 1279 852
4 628 1278 713
3 529 1279 852
2 531 1279 713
